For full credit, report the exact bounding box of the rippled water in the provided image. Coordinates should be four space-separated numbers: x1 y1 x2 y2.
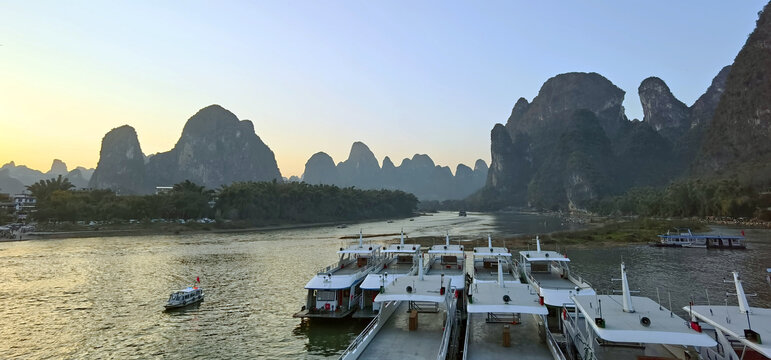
0 213 768 359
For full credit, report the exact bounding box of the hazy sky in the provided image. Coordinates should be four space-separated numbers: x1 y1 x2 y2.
0 1 766 177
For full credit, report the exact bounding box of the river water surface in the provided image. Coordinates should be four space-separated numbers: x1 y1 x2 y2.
1 212 768 359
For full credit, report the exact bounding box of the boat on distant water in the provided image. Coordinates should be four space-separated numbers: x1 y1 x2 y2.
562 263 716 360
354 231 421 319
684 271 771 360
654 228 746 249
294 231 381 319
459 210 467 217
165 279 204 310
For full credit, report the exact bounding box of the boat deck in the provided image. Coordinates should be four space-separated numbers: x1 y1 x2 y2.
292 307 355 319
530 272 576 289
358 301 446 359
331 260 372 275
473 263 518 282
377 259 414 275
426 259 465 276
466 313 551 360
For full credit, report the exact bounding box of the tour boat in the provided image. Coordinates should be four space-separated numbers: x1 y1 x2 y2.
655 228 746 249
425 232 466 290
561 263 716 360
683 271 771 360
165 286 204 310
339 264 458 360
464 256 565 359
294 232 381 319
354 231 421 318
470 235 518 284
518 236 594 308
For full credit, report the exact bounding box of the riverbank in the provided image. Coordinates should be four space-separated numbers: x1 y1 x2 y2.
403 218 710 249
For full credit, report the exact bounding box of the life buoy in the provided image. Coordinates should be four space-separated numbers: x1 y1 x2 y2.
562 308 568 320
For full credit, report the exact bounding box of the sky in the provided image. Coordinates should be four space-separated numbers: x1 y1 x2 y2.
0 1 766 178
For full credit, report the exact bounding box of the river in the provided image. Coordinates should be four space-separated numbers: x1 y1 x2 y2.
0 212 768 359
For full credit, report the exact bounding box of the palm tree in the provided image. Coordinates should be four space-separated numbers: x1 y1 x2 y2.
26 175 75 201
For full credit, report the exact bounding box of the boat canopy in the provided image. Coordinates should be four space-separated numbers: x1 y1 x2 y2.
472 246 511 257
381 244 420 253
467 283 547 315
519 250 569 262
337 246 378 255
572 294 716 347
427 244 464 254
374 274 452 303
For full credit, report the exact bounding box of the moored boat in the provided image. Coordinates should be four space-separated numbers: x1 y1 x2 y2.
562 263 716 359
294 232 381 319
464 255 565 359
339 266 458 360
655 227 746 249
683 271 771 360
425 232 466 291
354 231 421 318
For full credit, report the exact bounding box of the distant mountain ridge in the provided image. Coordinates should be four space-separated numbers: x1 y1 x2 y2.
0 160 94 194
302 142 487 201
89 105 282 194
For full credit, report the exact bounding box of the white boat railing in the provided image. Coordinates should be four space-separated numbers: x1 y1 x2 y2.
338 300 398 359
543 317 568 360
436 290 458 360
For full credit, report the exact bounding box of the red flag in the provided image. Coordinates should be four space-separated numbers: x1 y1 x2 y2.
196 276 200 283
741 230 745 237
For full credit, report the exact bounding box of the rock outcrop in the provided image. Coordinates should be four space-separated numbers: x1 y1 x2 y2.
696 3 771 183
90 105 282 193
88 125 147 194
301 142 488 201
484 65 734 210
145 105 281 189
47 159 69 177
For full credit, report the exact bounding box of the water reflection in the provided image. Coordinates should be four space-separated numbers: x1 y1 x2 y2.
0 213 767 359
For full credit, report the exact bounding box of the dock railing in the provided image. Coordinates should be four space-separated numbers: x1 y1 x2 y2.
338 300 397 360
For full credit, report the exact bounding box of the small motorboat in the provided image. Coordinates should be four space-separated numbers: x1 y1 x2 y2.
165 279 204 309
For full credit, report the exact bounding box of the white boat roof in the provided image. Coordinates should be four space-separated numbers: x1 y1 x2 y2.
519 250 569 262
467 283 548 315
572 294 716 347
472 246 511 257
360 272 412 290
338 244 378 255
305 272 368 290
686 305 771 358
374 275 452 302
428 244 464 254
172 287 200 294
381 244 420 253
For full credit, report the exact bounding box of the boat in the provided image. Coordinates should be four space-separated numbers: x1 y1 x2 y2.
294 231 381 319
339 264 458 360
654 228 746 249
561 262 716 360
470 235 518 284
354 231 421 318
683 271 771 360
165 282 204 310
425 232 467 291
518 236 594 308
459 210 467 217
464 247 566 359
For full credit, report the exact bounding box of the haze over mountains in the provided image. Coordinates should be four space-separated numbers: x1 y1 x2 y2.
0 160 94 195
302 142 488 201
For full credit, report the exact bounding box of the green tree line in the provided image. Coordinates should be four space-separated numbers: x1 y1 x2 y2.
26 179 418 225
587 178 770 219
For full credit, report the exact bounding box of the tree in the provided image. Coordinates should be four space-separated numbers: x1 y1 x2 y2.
26 175 75 201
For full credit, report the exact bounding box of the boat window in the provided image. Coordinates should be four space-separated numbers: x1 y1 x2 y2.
317 290 336 301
